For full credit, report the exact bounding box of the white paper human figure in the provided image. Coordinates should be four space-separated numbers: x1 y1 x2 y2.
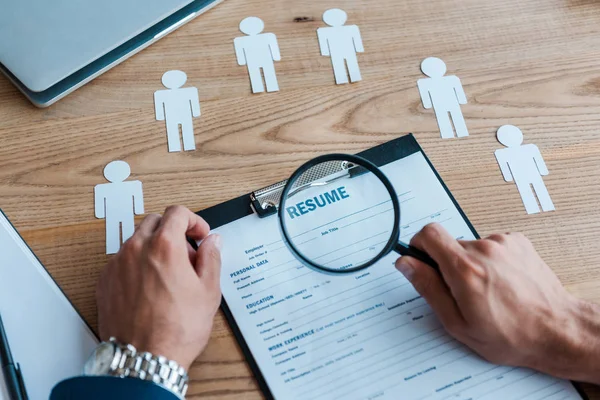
94 161 145 254
495 125 555 215
234 17 281 94
418 57 469 139
317 8 364 85
154 70 201 152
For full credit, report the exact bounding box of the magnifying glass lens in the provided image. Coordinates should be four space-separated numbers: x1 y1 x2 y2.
280 159 397 273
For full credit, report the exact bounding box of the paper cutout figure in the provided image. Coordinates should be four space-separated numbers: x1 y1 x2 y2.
317 8 365 85
234 17 281 94
495 125 555 215
418 57 469 139
154 70 201 152
95 161 145 254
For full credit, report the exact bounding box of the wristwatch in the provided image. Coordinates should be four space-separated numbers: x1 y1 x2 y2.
83 337 189 397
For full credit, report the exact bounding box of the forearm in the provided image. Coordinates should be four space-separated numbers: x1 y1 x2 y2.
528 296 600 384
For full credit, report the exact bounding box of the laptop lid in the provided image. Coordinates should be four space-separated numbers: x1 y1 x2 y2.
0 0 193 92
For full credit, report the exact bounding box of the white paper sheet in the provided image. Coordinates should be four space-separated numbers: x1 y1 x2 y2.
318 9 364 85
234 17 281 94
215 153 581 400
95 160 145 255
154 70 201 153
495 125 555 215
0 212 99 400
418 57 469 139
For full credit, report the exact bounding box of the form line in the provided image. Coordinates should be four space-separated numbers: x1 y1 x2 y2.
401 208 449 229
298 334 452 391
252 271 315 296
305 344 462 399
294 285 411 327
303 304 431 354
292 325 444 374
289 272 398 315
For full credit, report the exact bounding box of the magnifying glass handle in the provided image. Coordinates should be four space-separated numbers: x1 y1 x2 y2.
394 242 439 271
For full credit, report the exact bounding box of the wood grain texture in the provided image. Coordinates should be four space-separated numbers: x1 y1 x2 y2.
1 0 600 397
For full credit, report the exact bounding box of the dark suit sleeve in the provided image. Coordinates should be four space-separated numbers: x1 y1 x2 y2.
50 376 180 400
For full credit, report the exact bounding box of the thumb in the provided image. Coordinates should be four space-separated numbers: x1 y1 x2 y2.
195 234 222 292
395 256 465 333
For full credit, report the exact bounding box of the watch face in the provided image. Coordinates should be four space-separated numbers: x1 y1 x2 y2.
83 342 116 376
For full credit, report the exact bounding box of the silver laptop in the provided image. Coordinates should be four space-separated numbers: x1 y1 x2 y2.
0 0 222 107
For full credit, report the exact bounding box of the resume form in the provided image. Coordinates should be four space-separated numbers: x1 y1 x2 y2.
214 153 582 400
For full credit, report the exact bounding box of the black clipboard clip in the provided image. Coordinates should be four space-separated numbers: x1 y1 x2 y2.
250 180 287 218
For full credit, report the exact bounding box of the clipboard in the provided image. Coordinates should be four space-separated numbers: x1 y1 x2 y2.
196 134 588 400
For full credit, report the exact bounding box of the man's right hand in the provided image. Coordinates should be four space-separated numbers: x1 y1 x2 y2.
96 206 222 371
395 223 600 384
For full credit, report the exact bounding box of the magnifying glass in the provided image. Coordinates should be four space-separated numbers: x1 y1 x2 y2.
278 154 438 274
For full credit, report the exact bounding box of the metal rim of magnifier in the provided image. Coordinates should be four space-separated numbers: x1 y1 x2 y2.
278 153 401 274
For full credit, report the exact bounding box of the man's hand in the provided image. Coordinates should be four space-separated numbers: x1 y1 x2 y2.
96 206 222 370
396 223 600 384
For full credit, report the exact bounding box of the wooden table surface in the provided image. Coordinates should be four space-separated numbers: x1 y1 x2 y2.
1 0 600 398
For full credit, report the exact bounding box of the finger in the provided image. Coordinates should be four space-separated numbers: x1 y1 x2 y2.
486 233 508 244
135 214 161 238
187 242 196 264
410 223 465 280
155 206 211 241
396 256 465 336
195 234 223 290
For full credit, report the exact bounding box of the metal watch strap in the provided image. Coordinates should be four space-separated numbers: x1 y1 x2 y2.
108 337 189 397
